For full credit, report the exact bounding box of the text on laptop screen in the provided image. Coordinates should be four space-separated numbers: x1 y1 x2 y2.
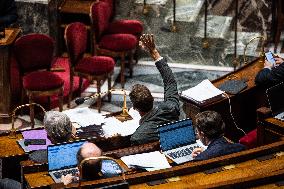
48 141 85 171
159 119 195 151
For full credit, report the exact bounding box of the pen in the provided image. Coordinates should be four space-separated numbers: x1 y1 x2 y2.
129 164 154 169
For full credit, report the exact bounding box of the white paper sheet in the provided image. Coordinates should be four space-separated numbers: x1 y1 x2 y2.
181 79 224 102
121 151 171 171
63 107 105 128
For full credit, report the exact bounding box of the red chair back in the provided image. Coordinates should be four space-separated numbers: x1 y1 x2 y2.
13 34 54 73
101 0 114 19
65 22 87 66
90 1 112 40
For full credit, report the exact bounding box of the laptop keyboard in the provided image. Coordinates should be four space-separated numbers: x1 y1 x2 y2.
167 144 200 159
53 168 78 179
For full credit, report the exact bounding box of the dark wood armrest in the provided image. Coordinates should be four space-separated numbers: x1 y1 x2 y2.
256 107 272 121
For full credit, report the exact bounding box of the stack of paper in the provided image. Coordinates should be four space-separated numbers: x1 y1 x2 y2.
63 107 105 128
121 151 171 171
102 108 141 137
181 79 224 103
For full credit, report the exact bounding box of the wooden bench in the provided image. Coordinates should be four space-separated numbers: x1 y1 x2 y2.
23 140 284 188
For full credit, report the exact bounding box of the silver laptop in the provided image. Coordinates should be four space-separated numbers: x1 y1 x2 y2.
48 140 86 183
266 82 284 121
158 118 205 164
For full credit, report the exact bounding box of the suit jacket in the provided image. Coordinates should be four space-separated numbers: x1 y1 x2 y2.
194 137 246 161
0 0 17 27
130 58 180 145
255 63 284 86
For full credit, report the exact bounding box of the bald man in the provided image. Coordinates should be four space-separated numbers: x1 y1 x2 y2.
61 142 102 185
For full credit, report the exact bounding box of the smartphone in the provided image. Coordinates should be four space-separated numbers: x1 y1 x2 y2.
265 51 276 65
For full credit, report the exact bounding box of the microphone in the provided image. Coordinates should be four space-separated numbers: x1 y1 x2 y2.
75 96 91 105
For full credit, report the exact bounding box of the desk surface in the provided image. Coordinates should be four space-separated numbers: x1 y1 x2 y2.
59 0 94 14
130 153 284 188
0 28 21 46
265 117 284 128
0 133 24 158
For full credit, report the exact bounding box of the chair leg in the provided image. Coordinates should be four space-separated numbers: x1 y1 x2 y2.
79 77 83 95
120 54 126 88
20 88 25 116
97 79 101 113
29 95 35 129
129 51 134 78
107 74 112 102
58 88 64 112
274 22 282 53
68 73 74 108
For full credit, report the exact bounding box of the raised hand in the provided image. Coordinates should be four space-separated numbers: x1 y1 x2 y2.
139 34 161 61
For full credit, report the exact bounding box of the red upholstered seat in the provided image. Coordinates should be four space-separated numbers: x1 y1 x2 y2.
65 22 115 111
239 129 257 149
106 20 143 36
13 33 65 127
101 0 143 36
90 1 139 88
99 34 137 51
75 56 115 75
23 71 64 91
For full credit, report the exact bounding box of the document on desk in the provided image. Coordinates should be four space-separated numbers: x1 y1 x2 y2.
181 79 224 103
20 129 52 152
63 107 105 128
102 108 141 137
121 151 171 171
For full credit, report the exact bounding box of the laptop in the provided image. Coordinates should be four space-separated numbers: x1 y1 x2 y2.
266 82 284 121
48 140 86 183
158 118 205 164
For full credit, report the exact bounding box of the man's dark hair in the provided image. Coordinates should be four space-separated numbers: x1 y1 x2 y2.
129 84 154 113
195 111 225 140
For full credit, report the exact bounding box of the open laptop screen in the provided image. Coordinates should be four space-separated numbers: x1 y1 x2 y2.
159 119 195 151
266 82 284 116
48 140 86 171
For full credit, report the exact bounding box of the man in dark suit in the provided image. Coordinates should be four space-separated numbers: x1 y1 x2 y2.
255 56 284 86
0 0 18 27
191 111 246 161
130 34 180 145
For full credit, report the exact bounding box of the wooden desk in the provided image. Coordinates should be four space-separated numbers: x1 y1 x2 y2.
22 142 160 188
23 141 284 188
258 117 284 145
182 58 267 141
0 132 28 181
0 28 21 123
130 153 284 188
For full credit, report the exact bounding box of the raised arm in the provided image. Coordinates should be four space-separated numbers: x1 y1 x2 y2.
139 34 179 106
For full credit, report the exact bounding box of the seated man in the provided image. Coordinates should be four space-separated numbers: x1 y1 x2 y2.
191 111 246 160
255 55 284 86
61 142 102 185
29 111 74 163
130 34 180 145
